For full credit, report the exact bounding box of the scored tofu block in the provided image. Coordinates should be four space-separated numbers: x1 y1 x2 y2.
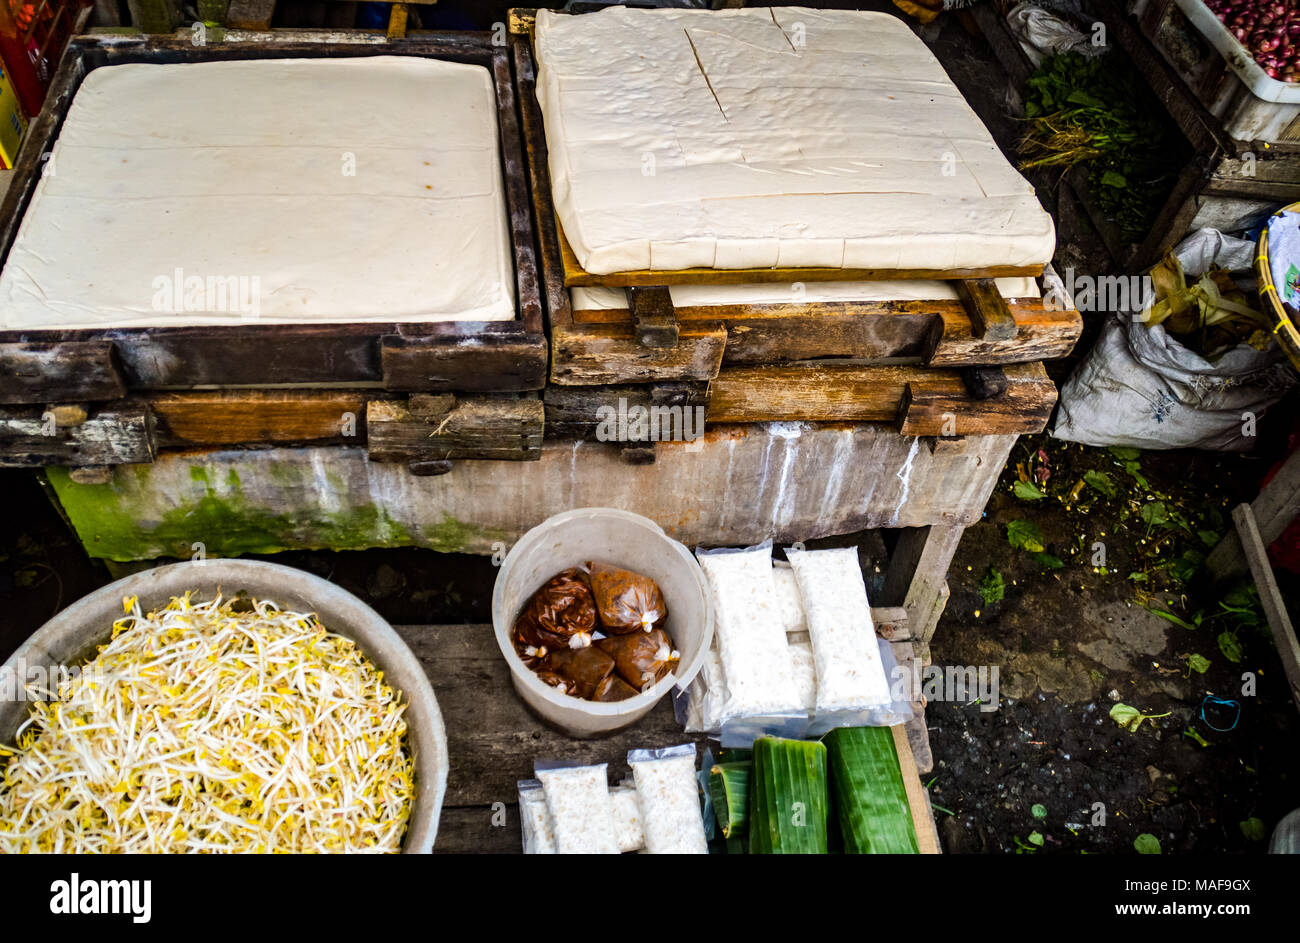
534 7 1055 275
0 56 517 330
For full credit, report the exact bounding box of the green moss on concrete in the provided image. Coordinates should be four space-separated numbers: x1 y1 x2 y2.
46 463 503 562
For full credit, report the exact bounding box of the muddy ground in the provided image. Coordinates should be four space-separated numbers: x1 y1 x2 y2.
929 434 1300 854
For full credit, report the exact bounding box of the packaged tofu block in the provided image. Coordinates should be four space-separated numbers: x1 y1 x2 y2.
772 562 807 634
535 761 621 854
628 744 708 854
787 637 818 711
518 779 557 855
786 547 892 711
695 543 801 719
610 785 645 853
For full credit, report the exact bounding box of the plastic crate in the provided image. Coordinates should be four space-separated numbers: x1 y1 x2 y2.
1139 0 1300 142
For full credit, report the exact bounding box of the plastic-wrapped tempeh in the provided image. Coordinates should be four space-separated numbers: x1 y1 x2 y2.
628 744 708 854
535 762 621 854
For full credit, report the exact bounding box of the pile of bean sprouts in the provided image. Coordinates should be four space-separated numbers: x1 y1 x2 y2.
0 593 414 853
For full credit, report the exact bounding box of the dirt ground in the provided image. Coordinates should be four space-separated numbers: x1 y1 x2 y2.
928 435 1300 854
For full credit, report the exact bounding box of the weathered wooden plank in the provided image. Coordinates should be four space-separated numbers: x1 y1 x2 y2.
381 334 547 393
961 366 1009 400
225 0 276 30
897 362 1057 437
882 525 963 648
626 285 679 348
0 401 155 468
575 297 1081 368
543 382 709 439
1231 503 1300 712
150 390 370 448
707 361 1056 434
956 279 1017 341
1208 446 1300 583
127 0 181 32
925 299 1081 366
46 428 1016 561
366 396 544 463
550 323 727 385
391 622 938 853
0 343 127 405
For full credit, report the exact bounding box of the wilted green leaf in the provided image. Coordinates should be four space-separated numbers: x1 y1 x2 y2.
1218 631 1244 664
1134 833 1162 854
1083 469 1117 498
1108 446 1141 461
1032 803 1047 820
1186 654 1211 674
1013 480 1047 501
1028 830 1044 846
1007 519 1045 553
1029 551 1065 570
1198 529 1221 548
1240 817 1266 842
1100 169 1128 188
1110 702 1170 732
1141 502 1168 528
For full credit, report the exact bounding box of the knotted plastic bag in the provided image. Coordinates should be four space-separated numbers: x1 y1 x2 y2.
514 567 599 651
542 646 616 700
585 561 667 634
597 627 680 691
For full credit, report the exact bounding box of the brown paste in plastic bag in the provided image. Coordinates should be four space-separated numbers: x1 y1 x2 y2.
593 673 641 702
585 561 667 634
541 646 616 700
513 567 598 650
596 627 680 691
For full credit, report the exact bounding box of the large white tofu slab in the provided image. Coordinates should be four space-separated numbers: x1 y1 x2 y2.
534 7 1055 275
0 56 517 330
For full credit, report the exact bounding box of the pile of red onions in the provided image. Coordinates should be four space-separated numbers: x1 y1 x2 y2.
1204 0 1300 80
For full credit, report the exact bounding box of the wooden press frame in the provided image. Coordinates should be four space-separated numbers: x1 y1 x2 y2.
0 32 547 405
508 13 1078 437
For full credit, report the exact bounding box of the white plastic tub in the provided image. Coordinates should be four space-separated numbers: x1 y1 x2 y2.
492 508 713 738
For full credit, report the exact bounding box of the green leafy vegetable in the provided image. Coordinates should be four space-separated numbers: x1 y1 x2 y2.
1083 469 1117 498
1013 480 1047 501
1134 833 1162 854
978 566 1005 607
1007 519 1046 553
1110 702 1171 733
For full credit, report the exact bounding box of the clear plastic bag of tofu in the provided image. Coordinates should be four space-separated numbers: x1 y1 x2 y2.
532 759 621 854
626 743 708 854
785 545 913 734
807 636 914 735
517 779 557 854
694 542 807 740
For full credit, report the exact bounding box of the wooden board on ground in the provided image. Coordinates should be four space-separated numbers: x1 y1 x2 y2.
393 622 940 854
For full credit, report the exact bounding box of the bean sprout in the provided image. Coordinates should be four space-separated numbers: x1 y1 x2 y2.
0 593 414 853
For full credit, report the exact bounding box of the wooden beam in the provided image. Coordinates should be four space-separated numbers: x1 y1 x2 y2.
550 323 726 386
0 342 126 405
225 0 275 29
956 278 1017 341
707 362 1056 435
366 395 544 463
380 334 547 393
898 362 1056 437
543 382 708 439
626 286 679 348
0 401 155 468
960 366 1009 400
1231 503 1300 712
1207 446 1300 583
150 390 370 448
883 524 965 657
